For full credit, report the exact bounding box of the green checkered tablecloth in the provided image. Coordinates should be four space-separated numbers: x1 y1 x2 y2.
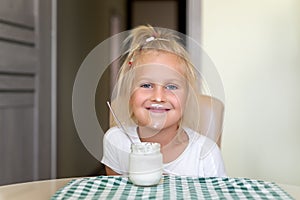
51 175 293 199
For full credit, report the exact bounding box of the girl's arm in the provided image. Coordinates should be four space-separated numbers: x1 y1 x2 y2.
105 165 121 176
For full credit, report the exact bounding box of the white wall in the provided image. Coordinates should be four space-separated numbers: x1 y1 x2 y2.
201 0 300 185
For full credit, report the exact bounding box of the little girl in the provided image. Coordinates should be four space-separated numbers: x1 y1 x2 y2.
101 25 226 177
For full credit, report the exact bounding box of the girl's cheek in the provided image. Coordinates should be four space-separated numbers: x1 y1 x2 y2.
169 91 186 102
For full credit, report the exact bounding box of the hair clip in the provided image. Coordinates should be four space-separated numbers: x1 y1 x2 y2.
145 36 155 43
145 36 169 43
128 57 134 67
139 36 170 51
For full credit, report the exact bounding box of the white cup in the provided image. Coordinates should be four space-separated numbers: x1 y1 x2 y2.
129 142 163 186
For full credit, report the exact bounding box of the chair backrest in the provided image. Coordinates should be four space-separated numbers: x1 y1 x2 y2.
198 95 224 148
109 95 224 148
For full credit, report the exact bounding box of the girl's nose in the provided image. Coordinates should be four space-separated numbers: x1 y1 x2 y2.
151 85 165 102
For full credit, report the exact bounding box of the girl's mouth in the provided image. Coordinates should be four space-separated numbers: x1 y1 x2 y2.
146 104 170 113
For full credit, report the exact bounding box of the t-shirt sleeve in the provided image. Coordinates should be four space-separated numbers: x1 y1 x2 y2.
101 128 130 175
202 143 227 177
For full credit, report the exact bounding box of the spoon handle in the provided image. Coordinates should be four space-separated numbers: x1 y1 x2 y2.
106 101 134 144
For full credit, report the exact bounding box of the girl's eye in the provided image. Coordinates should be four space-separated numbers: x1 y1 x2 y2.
165 84 178 90
140 83 153 89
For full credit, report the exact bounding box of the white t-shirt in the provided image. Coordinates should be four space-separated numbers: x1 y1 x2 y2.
101 126 226 177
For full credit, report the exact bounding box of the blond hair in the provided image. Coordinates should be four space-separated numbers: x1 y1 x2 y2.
119 25 196 85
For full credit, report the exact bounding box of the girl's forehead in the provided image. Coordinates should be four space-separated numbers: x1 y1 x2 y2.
135 51 186 76
133 64 187 85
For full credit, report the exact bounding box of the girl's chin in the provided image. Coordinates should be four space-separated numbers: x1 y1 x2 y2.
136 114 167 130
137 124 163 140
137 122 165 131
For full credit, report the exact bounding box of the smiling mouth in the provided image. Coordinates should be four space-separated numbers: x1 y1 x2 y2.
146 104 170 113
146 107 170 113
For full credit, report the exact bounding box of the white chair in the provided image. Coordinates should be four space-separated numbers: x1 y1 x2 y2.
198 95 224 148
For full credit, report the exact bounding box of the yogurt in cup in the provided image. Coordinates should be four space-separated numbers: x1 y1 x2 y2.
129 142 163 186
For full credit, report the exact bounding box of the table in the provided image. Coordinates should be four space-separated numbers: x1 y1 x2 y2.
0 176 299 199
0 178 73 200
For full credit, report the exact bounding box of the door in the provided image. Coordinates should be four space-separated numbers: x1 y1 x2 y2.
0 0 54 185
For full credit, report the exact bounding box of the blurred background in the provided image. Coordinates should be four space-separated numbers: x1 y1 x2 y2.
0 0 299 186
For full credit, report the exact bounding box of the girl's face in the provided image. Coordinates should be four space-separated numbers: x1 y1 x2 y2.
130 51 187 132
